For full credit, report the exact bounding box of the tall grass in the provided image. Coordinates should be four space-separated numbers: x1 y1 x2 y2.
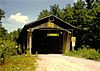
0 55 37 71
64 48 100 61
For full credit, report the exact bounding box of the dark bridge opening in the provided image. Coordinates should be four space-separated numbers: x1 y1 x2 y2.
31 28 64 54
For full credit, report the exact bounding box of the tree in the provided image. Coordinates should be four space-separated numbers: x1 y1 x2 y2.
8 28 21 41
38 2 100 50
0 25 8 40
85 0 95 9
38 4 64 20
89 11 100 49
74 0 85 9
0 9 5 24
63 5 74 24
38 9 50 19
0 8 19 65
0 9 6 40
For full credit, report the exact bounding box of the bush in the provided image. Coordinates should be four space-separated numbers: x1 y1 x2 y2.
64 47 100 61
79 48 100 60
0 39 18 65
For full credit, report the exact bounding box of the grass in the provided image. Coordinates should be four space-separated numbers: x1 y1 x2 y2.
64 48 100 61
0 54 38 71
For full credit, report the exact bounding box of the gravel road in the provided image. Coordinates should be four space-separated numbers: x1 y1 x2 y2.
36 54 100 71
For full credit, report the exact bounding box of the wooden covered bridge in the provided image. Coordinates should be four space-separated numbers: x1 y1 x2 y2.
17 15 77 54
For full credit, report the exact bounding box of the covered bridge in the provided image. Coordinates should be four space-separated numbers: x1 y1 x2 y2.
17 15 77 54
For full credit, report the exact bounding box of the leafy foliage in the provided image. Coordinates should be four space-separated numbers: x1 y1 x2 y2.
0 28 22 65
8 28 22 41
38 0 100 50
0 9 5 23
0 40 18 65
0 8 22 65
64 47 100 61
0 0 100 67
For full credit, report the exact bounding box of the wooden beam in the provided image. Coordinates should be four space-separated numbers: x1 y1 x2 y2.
63 32 71 53
27 28 32 54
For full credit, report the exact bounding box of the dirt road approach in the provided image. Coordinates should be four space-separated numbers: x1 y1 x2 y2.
36 54 100 71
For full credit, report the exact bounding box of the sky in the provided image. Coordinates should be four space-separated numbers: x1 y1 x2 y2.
0 0 77 32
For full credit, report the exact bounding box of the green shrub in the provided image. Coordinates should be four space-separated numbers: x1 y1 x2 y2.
64 48 100 61
79 48 100 60
0 39 18 65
